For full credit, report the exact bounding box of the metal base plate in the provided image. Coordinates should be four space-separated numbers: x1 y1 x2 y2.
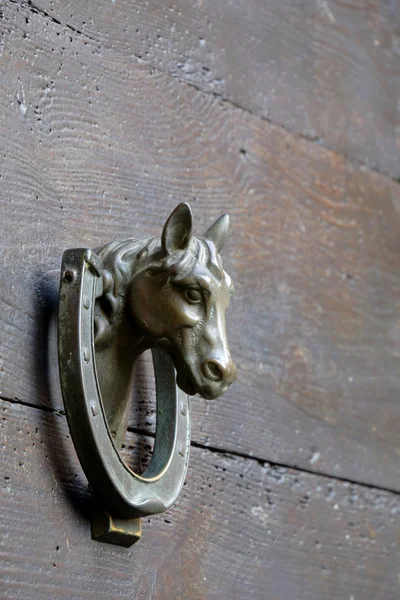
91 510 141 548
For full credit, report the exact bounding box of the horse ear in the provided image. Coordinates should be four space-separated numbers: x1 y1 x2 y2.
161 203 193 254
204 214 230 252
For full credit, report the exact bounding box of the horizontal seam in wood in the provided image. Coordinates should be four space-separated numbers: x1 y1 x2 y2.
10 0 97 42
11 0 400 185
189 440 400 498
0 394 65 417
2 394 399 496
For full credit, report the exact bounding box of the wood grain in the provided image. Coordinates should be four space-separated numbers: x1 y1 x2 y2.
1 2 400 491
1 398 400 600
15 0 400 178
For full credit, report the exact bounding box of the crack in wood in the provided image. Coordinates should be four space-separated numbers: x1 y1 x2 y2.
2 393 399 496
9 0 400 185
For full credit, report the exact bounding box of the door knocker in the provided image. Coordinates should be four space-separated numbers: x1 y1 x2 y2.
58 203 236 546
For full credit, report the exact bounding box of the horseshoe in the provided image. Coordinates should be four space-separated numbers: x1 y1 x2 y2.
58 249 191 545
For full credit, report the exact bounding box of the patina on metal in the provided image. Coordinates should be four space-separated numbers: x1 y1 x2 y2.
58 203 236 546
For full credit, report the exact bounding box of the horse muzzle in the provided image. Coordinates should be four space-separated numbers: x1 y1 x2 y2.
201 357 237 395
175 354 237 400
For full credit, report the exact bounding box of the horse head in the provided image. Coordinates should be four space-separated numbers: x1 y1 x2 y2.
94 202 236 435
129 203 237 400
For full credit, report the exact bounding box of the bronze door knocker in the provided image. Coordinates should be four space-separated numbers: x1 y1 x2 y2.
58 203 236 546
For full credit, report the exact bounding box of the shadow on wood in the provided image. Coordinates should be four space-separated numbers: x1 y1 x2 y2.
32 268 93 521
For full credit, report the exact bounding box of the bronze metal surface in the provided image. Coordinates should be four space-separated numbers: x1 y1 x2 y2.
58 204 236 545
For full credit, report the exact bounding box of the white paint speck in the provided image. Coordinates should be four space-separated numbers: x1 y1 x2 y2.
251 505 269 527
316 0 336 24
310 452 321 465
334 504 339 510
16 80 27 117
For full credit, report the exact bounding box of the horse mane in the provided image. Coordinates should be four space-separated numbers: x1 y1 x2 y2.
94 234 221 347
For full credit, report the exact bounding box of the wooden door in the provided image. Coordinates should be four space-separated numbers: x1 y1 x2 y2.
1 1 400 598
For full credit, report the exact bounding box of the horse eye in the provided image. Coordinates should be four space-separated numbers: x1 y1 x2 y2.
184 288 202 304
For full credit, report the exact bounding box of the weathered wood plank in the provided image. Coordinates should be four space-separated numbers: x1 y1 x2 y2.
1 399 400 600
15 0 400 178
1 3 400 491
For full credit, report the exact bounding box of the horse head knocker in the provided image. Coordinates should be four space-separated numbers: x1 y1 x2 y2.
58 203 236 546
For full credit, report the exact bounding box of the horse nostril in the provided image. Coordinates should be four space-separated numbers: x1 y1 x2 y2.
202 359 224 382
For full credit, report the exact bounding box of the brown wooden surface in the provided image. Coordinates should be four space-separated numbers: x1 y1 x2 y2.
1 398 400 600
1 1 400 598
18 0 400 179
1 0 400 491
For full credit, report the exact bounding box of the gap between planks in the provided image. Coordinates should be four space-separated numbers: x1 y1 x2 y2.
10 0 400 185
2 393 400 498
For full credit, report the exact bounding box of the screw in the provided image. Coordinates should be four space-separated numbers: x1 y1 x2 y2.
64 269 76 283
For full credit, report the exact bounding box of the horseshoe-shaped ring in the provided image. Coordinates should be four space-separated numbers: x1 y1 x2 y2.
58 249 191 540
